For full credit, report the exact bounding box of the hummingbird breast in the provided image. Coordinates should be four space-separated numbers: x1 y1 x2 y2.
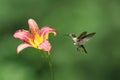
73 42 79 46
72 38 80 46
72 38 77 42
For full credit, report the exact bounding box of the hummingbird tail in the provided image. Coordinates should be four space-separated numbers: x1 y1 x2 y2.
81 45 87 53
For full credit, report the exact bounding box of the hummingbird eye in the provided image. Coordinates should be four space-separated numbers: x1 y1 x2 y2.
71 34 76 37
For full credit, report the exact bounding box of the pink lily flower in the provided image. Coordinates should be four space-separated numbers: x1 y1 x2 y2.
13 19 57 54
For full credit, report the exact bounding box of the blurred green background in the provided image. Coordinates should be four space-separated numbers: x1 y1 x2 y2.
0 0 120 80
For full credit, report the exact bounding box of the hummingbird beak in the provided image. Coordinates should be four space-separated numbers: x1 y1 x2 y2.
63 34 69 37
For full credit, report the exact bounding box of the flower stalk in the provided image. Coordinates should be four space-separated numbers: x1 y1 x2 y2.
44 52 54 80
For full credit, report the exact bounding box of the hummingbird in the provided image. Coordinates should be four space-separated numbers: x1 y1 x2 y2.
69 32 96 53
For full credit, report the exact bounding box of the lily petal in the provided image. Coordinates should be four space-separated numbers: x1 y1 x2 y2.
28 19 39 35
39 40 51 52
39 26 57 39
17 43 32 53
14 30 33 43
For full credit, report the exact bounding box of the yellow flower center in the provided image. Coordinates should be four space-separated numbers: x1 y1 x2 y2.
29 34 44 49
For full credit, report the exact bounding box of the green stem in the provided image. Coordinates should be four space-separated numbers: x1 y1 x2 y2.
48 55 54 80
44 52 54 80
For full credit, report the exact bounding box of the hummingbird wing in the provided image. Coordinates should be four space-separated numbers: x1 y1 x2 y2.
77 32 87 40
78 32 96 45
82 32 96 39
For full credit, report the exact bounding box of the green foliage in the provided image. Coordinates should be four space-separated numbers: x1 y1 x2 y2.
0 0 120 80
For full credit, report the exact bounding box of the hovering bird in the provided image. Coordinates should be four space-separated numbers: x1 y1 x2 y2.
69 32 96 53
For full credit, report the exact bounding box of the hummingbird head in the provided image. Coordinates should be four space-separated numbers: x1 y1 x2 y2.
69 33 78 43
69 33 76 38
